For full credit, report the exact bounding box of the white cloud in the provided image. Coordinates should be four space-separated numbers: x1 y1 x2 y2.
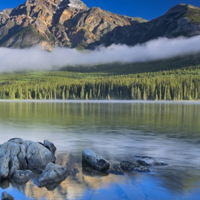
0 35 200 73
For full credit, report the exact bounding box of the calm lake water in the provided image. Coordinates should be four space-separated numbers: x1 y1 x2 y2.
0 100 200 200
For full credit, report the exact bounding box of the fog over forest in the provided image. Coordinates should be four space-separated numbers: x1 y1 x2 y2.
0 35 200 73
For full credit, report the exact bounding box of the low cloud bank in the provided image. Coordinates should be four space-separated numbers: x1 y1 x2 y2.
0 35 200 73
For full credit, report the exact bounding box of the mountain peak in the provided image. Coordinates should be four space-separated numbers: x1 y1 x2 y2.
166 4 200 15
166 4 188 15
0 1 200 50
25 0 88 10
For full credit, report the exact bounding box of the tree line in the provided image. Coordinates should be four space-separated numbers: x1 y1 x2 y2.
0 75 200 100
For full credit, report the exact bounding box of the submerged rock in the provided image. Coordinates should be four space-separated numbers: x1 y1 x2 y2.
82 164 109 177
136 156 167 166
70 168 79 176
0 180 9 190
1 191 14 200
12 170 32 185
38 163 69 187
132 166 150 172
0 138 56 180
120 161 150 172
120 161 140 172
82 148 110 172
108 164 124 175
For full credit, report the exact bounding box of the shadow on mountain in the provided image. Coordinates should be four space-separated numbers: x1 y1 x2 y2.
52 0 70 25
86 24 146 49
0 25 22 46
87 4 200 50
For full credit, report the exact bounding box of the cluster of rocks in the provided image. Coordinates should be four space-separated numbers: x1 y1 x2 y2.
0 138 167 199
135 155 168 167
0 138 68 186
0 138 69 199
82 148 167 176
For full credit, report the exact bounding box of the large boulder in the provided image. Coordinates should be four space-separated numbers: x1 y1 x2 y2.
0 142 21 179
0 138 56 180
1 191 14 200
26 142 56 170
38 163 69 188
82 148 110 172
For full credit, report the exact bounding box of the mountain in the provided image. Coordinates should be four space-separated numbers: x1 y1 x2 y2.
0 0 200 50
97 4 200 47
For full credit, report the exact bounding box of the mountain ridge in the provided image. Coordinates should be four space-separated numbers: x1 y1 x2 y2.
0 1 200 50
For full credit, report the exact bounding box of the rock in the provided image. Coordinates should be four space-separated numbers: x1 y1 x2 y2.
38 163 69 187
135 156 152 159
136 156 167 166
0 142 20 179
26 142 56 170
108 164 124 175
44 140 56 155
132 167 150 173
8 138 23 143
44 182 63 191
1 191 14 200
0 180 9 190
0 138 56 180
82 164 109 177
120 161 140 172
18 143 28 169
153 160 167 166
120 161 150 173
82 148 110 172
12 170 32 184
70 168 79 176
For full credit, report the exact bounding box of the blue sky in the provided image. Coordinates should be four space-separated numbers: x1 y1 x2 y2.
1 0 200 20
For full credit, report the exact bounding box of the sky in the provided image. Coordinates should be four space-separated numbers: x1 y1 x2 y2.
0 0 200 20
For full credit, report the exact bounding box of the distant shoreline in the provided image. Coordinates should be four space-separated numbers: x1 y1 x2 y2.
0 99 200 104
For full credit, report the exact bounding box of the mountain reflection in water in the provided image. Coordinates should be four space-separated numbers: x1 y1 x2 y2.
0 101 200 200
1 153 200 200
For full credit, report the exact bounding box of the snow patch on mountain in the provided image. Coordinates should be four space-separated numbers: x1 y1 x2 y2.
68 0 84 9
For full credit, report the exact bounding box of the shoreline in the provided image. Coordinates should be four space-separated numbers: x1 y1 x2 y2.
0 99 200 104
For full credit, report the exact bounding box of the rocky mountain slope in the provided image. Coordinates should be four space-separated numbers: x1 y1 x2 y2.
0 0 200 50
98 4 200 47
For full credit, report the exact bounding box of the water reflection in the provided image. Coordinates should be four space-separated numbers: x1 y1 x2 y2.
0 101 200 199
0 101 199 134
0 154 200 200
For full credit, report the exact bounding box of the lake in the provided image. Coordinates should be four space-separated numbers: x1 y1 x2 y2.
0 100 200 200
